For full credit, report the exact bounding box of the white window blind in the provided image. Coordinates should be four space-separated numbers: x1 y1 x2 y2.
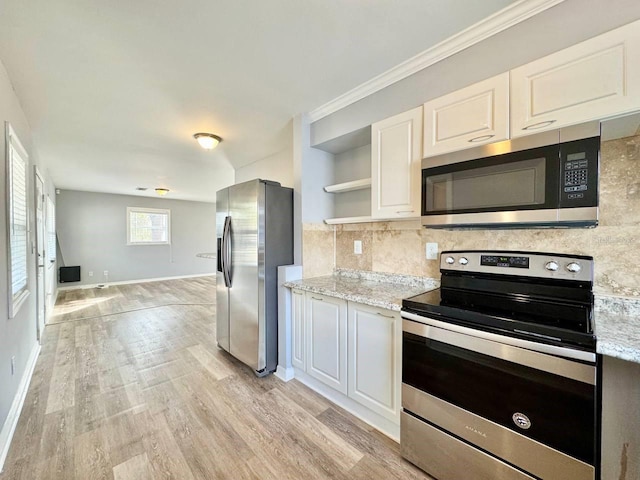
6 124 30 317
47 196 56 263
127 207 171 245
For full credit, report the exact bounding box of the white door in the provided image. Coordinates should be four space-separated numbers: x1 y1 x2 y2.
371 106 423 219
291 289 306 371
423 72 509 157
305 293 347 394
510 20 640 137
347 303 401 422
34 167 46 342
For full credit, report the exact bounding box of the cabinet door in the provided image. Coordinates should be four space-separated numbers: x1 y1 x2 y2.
423 73 509 157
291 289 305 371
305 294 347 394
371 106 422 219
511 20 640 137
347 303 401 422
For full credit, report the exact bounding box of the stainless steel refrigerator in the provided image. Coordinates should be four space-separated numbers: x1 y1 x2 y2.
216 179 293 376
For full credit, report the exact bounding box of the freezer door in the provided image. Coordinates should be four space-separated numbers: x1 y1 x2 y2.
228 180 264 371
216 188 230 352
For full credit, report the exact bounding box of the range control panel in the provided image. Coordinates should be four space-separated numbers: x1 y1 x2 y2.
559 136 599 207
441 251 593 282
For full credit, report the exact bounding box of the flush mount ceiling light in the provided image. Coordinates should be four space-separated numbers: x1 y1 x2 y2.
193 132 223 150
155 188 170 196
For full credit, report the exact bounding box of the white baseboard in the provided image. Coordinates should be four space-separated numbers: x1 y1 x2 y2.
0 342 41 472
275 365 295 382
57 273 215 291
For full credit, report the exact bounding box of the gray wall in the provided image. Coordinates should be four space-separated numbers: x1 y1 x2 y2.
311 0 640 145
0 59 56 442
56 190 216 286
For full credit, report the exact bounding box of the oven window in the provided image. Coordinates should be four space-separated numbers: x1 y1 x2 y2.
426 157 546 212
402 332 596 465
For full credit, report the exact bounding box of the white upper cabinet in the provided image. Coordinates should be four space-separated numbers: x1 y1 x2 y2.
423 73 509 157
371 106 423 219
511 20 640 137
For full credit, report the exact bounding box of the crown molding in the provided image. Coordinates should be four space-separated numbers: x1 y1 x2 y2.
308 0 566 123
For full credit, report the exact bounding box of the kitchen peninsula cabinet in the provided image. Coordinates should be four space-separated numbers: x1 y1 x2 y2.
290 289 405 438
422 72 509 157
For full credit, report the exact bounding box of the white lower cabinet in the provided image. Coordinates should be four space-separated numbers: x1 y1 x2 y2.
347 302 401 422
305 293 348 394
291 290 401 435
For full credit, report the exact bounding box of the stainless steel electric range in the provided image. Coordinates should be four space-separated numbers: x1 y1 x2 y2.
400 251 600 480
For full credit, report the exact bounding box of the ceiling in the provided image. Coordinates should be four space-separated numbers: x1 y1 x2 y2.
0 0 520 202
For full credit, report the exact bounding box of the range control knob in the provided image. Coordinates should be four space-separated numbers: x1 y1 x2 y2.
566 262 581 273
445 256 455 265
545 261 559 272
459 257 469 265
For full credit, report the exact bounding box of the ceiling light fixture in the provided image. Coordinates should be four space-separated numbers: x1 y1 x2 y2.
193 132 222 150
155 188 170 196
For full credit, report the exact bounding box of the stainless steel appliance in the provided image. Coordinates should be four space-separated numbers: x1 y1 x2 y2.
216 179 293 376
401 251 600 480
421 122 600 228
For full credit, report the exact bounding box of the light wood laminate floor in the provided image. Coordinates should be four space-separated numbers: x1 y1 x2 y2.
1 276 432 480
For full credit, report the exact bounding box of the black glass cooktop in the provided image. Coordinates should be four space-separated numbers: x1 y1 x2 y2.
403 287 596 351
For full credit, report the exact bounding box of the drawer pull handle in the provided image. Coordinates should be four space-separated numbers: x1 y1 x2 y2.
468 134 494 143
376 312 395 319
396 210 415 214
523 120 556 131
311 296 324 301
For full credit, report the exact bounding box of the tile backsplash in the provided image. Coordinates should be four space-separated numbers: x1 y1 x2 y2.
303 133 640 297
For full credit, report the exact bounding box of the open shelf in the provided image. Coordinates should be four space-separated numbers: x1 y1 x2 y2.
324 178 372 193
324 215 373 225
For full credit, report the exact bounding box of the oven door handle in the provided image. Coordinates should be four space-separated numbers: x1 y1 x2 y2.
402 314 596 385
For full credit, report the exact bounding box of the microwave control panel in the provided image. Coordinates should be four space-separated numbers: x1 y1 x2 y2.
559 136 599 208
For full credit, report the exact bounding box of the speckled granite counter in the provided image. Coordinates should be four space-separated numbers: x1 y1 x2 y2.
284 269 439 311
196 253 216 260
595 296 640 364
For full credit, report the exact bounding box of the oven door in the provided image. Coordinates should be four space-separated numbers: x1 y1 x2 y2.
401 316 598 480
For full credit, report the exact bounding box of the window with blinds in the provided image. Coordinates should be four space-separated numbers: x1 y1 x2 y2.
47 196 56 264
6 124 30 318
126 207 171 245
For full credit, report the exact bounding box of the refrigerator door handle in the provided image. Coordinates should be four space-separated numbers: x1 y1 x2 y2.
222 215 232 287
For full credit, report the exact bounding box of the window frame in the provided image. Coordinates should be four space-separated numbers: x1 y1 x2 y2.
126 206 171 246
5 123 30 318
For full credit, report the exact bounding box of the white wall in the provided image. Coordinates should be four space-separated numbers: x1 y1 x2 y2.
56 190 216 286
235 148 294 187
0 59 56 456
235 119 295 188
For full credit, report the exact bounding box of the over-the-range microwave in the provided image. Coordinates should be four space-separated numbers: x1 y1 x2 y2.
421 122 600 229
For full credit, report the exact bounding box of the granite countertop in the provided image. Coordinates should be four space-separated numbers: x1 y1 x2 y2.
284 269 439 311
595 296 640 364
196 252 216 260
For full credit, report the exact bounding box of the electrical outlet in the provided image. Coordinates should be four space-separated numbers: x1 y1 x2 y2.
354 240 362 255
11 356 15 375
104 270 109 276
426 242 439 260
88 271 93 277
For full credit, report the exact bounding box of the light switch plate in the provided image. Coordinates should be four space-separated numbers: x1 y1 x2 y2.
426 242 438 260
354 240 362 255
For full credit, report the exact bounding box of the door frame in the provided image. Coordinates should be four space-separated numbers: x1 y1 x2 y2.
33 166 46 342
